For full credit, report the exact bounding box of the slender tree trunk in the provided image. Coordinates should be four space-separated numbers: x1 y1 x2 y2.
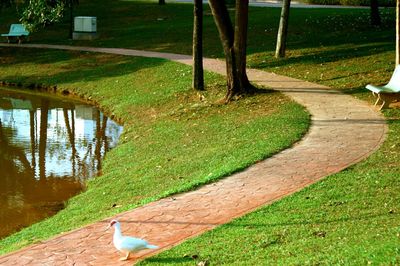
397 0 400 65
159 0 165 5
69 0 73 39
370 0 381 26
275 0 291 58
29 110 36 171
63 108 77 177
39 100 49 179
94 111 102 172
101 116 108 153
192 0 204 91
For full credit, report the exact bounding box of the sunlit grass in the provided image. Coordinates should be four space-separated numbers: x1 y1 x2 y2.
139 117 400 265
0 48 310 254
0 1 399 263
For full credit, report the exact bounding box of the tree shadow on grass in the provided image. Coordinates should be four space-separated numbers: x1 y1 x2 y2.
222 211 399 230
112 209 398 229
142 257 194 264
0 47 74 66
250 42 394 70
0 47 169 86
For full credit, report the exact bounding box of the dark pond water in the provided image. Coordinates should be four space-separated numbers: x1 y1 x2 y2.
0 88 122 239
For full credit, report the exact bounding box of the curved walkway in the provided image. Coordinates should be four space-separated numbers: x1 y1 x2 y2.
0 43 387 265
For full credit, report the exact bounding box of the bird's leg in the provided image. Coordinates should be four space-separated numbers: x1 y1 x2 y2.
120 251 130 261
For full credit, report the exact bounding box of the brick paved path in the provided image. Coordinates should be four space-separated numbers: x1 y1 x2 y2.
0 44 387 265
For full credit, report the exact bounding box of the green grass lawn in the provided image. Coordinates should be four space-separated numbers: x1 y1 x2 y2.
139 122 400 265
1 0 399 264
0 47 310 254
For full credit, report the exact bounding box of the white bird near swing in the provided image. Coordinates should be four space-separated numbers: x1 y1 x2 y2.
107 219 158 261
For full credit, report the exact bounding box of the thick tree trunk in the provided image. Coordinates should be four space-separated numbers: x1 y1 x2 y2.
192 0 204 91
275 0 291 58
225 47 239 100
233 0 250 96
397 0 400 65
208 0 237 100
208 0 250 102
159 0 165 5
370 0 381 26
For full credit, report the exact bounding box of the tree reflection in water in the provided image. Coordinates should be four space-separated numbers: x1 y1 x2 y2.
0 88 122 239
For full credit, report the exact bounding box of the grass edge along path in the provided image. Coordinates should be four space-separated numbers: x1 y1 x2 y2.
0 45 387 265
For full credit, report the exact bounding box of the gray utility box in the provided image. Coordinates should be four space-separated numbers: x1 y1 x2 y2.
73 16 98 40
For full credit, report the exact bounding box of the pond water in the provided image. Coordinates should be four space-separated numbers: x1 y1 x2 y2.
0 88 123 239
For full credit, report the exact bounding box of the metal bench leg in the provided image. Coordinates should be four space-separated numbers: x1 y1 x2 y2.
378 93 400 110
373 92 380 107
378 94 388 110
379 101 386 110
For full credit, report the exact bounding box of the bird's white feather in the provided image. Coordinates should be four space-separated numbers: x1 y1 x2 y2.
110 220 159 253
116 236 149 252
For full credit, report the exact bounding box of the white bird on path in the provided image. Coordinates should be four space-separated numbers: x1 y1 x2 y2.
107 219 159 261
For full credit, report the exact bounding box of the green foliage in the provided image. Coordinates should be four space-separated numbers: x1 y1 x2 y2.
303 0 395 6
20 0 66 32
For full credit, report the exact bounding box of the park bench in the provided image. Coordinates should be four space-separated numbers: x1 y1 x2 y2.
366 66 400 110
1 24 30 44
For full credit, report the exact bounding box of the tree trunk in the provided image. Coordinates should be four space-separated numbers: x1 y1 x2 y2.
69 0 73 39
370 0 381 26
159 0 165 5
275 0 291 58
94 110 102 171
29 110 36 171
233 0 250 96
39 99 49 179
208 0 251 102
192 0 204 91
63 108 77 176
397 0 400 65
